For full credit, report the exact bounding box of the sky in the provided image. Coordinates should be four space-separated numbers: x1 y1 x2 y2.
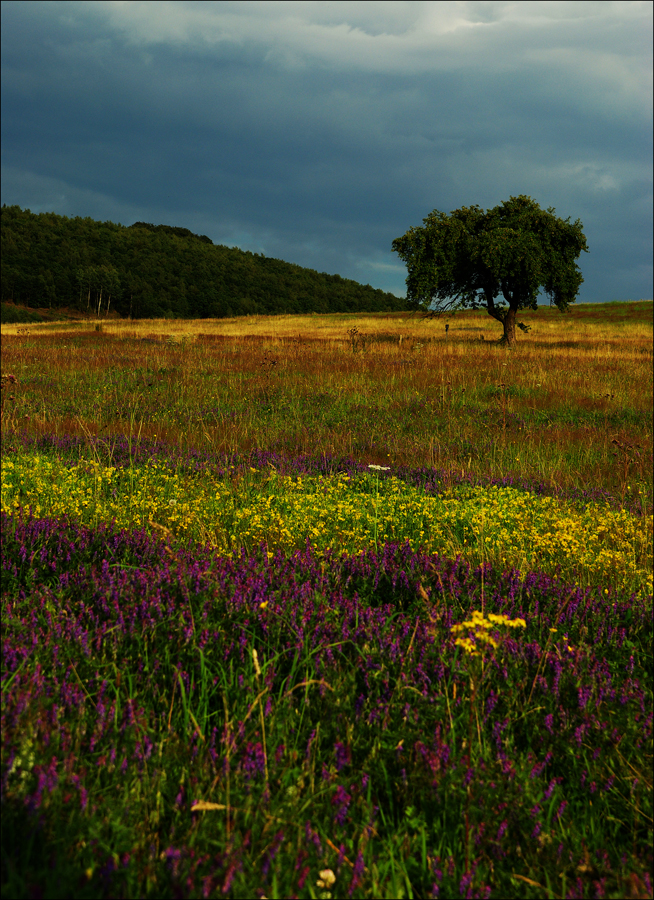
1 0 652 303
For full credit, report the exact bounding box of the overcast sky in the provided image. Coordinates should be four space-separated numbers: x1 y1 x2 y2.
1 1 652 302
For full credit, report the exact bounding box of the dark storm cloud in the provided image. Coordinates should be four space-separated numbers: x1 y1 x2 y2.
2 1 652 301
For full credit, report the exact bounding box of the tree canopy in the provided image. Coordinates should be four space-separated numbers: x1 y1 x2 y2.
392 195 588 346
1 205 410 320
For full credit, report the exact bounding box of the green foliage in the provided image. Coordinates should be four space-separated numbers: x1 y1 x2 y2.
392 195 589 344
130 221 214 244
1 205 411 319
0 303 50 324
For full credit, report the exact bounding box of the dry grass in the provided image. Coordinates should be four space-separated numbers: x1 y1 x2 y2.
1 303 652 505
2 300 652 343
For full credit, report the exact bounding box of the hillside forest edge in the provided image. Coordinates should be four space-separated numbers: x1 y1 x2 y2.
1 205 411 321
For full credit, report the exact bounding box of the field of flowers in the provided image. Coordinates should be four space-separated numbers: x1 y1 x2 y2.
1 305 653 899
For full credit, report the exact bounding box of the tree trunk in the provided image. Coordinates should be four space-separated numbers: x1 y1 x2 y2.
484 291 518 348
499 306 517 348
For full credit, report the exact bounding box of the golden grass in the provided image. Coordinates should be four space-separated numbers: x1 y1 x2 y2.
1 303 652 503
2 301 652 345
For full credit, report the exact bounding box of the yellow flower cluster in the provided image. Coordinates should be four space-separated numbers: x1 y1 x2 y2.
455 485 652 591
451 610 527 657
2 453 652 595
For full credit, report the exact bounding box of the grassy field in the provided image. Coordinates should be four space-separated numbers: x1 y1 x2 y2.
1 302 652 898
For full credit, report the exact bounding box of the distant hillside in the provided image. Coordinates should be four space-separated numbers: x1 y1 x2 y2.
1 205 410 319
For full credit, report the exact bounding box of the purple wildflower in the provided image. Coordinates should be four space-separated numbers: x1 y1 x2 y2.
305 821 322 855
241 741 266 781
544 777 560 801
331 785 351 826
349 850 365 895
334 742 351 771
578 684 593 708
553 800 568 822
221 863 238 894
261 829 284 878
459 870 474 895
530 752 553 779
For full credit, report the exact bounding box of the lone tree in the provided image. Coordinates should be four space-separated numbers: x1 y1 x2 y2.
392 195 588 347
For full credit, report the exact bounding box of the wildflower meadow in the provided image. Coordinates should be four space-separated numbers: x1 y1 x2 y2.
1 304 652 899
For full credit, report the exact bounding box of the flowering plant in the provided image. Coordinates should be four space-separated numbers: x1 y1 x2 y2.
451 610 526 657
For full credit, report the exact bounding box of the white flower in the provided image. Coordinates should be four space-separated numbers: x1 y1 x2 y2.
317 869 336 888
368 464 390 471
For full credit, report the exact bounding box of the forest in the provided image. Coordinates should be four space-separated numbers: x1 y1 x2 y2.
0 205 410 319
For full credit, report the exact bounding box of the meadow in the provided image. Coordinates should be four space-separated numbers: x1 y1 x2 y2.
1 302 652 899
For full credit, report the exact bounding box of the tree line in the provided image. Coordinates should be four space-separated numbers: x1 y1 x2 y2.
1 205 410 319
